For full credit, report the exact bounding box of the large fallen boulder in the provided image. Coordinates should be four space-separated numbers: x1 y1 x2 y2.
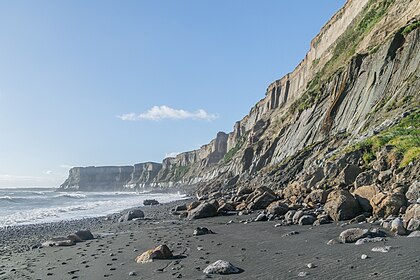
353 185 380 212
266 201 289 216
324 189 362 221
370 192 406 217
247 187 277 210
188 202 218 220
135 245 173 263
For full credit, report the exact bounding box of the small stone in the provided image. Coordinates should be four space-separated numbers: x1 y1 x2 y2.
203 260 241 275
361 254 368 260
307 263 316 269
355 237 385 245
128 271 137 276
298 271 308 277
371 246 391 253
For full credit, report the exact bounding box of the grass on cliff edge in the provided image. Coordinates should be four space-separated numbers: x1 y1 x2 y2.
345 111 420 167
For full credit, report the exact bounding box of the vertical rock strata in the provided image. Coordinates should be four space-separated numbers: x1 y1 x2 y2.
59 0 420 192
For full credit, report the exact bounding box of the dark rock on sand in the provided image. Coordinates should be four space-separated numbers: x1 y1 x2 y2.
339 228 370 243
203 260 241 275
299 215 316 225
144 199 160 206
188 202 218 220
119 209 145 222
266 201 289 216
74 230 94 241
193 227 214 236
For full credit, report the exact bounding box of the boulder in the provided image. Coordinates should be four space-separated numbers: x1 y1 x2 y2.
203 260 241 275
285 210 296 222
353 185 380 212
283 182 308 202
119 209 145 222
292 210 304 224
299 215 316 225
354 171 378 188
143 199 159 206
247 191 277 210
188 202 218 220
337 164 362 186
266 201 289 216
324 189 362 221
135 245 173 263
390 218 406 235
339 228 370 243
174 204 187 212
406 181 420 201
304 189 328 205
187 201 201 211
407 219 420 231
218 203 235 213
377 170 393 183
370 192 406 217
404 204 420 228
74 230 94 241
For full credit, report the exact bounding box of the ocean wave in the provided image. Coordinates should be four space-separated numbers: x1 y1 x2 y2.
0 196 14 201
55 193 87 199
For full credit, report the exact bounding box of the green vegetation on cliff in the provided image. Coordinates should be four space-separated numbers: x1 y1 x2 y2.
346 111 420 167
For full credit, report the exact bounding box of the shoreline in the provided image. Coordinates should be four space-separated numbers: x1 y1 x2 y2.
0 199 192 255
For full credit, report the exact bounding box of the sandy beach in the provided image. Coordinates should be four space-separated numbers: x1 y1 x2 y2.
1 199 419 280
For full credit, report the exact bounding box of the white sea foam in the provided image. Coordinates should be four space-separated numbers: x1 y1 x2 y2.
0 196 13 201
55 193 87 199
0 191 187 227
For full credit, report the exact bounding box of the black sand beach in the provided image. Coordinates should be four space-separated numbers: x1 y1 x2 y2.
1 200 419 280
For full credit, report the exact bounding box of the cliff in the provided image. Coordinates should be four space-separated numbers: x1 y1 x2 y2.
59 0 420 193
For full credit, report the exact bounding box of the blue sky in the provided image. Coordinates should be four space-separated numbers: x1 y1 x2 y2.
0 0 346 187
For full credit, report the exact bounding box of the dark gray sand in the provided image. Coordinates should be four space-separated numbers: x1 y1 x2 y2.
1 202 419 280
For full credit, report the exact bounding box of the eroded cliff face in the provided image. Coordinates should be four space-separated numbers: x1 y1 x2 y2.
59 0 420 192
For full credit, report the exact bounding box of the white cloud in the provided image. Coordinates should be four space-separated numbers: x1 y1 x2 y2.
60 164 73 169
44 170 53 175
165 152 180 158
117 105 218 121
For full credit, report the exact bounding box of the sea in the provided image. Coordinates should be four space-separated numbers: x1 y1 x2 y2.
0 188 187 227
